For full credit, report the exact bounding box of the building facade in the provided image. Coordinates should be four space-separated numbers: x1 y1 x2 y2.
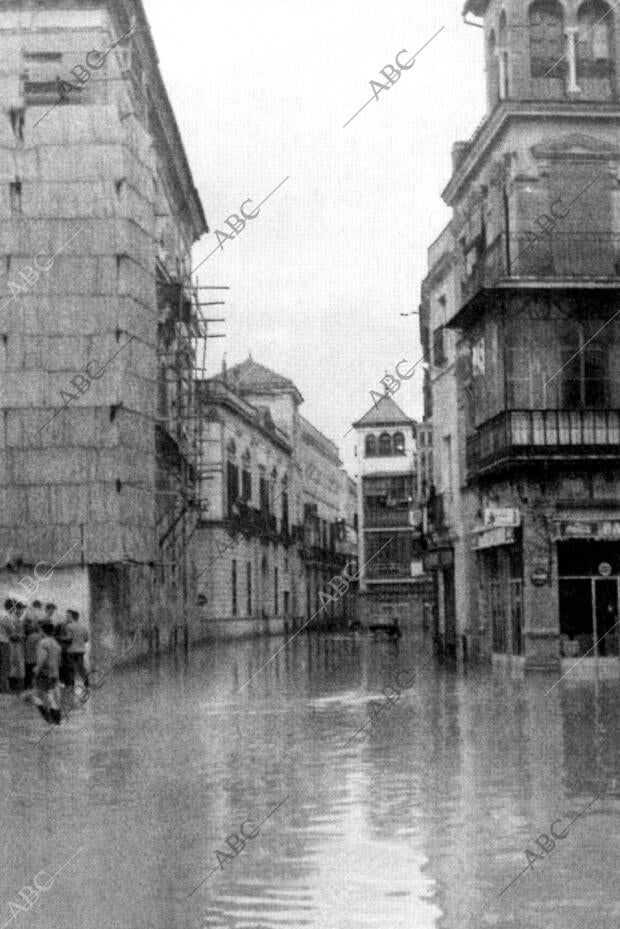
353 394 427 627
422 0 620 671
193 359 358 636
0 0 207 662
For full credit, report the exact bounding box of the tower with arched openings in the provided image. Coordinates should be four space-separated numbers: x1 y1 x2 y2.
352 394 429 628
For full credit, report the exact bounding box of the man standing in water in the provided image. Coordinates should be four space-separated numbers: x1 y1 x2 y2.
66 609 90 690
33 621 62 725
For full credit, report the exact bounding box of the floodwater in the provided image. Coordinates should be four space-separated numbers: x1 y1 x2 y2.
0 629 619 929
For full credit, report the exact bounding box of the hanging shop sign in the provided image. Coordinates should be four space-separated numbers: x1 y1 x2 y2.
483 507 521 528
473 526 516 551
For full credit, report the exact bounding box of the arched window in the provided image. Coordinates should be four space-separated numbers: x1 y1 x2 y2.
529 1 565 78
226 438 236 457
378 432 392 456
393 432 405 455
365 434 376 457
577 1 614 78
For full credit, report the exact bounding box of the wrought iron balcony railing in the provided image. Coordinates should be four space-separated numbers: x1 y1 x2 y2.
461 232 620 306
466 409 620 478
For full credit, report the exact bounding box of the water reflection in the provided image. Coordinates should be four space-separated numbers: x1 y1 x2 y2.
0 631 617 928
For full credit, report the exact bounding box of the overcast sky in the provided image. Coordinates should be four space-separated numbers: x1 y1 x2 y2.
145 0 485 474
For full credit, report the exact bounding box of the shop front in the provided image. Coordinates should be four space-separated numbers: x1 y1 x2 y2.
422 546 456 657
473 509 524 664
555 518 620 662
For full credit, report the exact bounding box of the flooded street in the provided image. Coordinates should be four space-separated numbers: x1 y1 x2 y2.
0 631 619 929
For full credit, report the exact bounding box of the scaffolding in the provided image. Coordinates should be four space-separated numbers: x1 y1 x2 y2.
154 271 227 629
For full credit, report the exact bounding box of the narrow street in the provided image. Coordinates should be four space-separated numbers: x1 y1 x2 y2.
1 632 618 929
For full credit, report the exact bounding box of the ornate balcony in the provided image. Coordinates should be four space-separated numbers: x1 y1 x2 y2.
460 232 620 313
466 409 620 479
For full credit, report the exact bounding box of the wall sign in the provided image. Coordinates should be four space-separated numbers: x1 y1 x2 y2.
531 567 549 586
473 526 515 550
483 507 521 528
598 562 613 577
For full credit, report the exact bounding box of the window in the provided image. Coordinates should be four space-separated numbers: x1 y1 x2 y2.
433 326 447 367
558 321 609 408
226 461 239 516
393 432 405 455
241 450 252 501
378 432 392 456
365 434 377 457
529 1 565 78
488 29 500 105
505 315 612 409
282 491 289 532
22 51 66 107
259 468 269 512
247 562 252 615
232 560 237 616
270 468 277 510
242 467 252 502
577 1 614 78
9 180 22 215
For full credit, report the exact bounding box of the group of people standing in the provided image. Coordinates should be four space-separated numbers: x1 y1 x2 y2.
0 599 90 725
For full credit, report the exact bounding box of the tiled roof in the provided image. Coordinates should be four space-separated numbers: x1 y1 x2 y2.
218 358 303 402
353 394 415 428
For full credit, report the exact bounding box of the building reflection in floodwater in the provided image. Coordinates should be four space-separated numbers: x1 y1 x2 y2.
0 633 617 929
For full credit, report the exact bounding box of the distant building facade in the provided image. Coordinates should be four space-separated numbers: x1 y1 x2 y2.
353 395 426 626
421 0 620 672
0 0 207 662
193 359 357 636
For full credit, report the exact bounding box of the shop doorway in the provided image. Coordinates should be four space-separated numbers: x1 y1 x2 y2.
558 542 620 658
443 566 456 658
595 579 619 656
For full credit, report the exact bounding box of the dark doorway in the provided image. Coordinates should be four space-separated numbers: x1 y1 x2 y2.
595 579 619 657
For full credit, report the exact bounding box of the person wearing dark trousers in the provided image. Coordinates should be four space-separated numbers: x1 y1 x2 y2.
66 609 90 689
24 620 43 690
8 602 25 692
33 622 62 725
56 613 74 688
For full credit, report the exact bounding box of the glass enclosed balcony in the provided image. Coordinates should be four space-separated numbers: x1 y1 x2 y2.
461 232 620 309
466 409 620 478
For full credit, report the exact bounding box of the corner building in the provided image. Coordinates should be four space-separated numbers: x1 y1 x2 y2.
425 0 620 671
